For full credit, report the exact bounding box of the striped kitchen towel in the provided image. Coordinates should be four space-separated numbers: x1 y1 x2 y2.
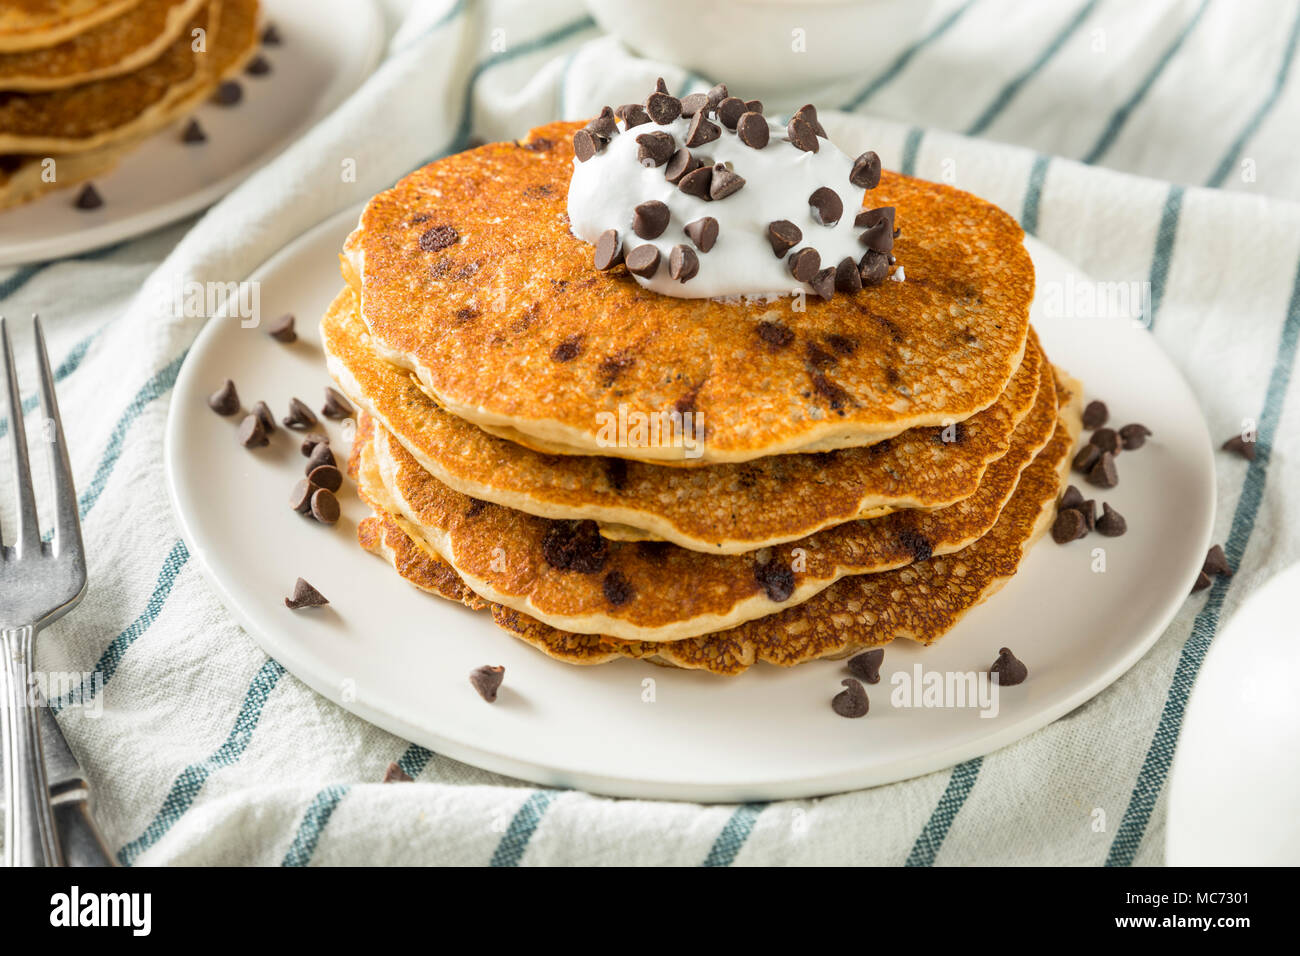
0 0 1296 865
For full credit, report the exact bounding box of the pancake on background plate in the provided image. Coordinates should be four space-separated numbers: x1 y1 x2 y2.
0 0 143 53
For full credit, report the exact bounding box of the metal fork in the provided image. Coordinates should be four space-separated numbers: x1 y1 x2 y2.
0 315 87 867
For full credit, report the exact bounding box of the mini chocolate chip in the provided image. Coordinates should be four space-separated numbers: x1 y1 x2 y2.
550 334 583 361
1192 570 1212 593
646 91 681 124
282 397 318 430
684 111 721 147
755 560 795 602
262 23 282 45
289 479 317 514
310 488 340 524
602 570 635 606
1082 400 1108 429
1222 434 1256 460
208 379 239 415
572 128 599 162
787 114 819 152
1091 427 1120 454
678 164 714 199
859 249 890 285
788 247 821 282
706 83 728 107
635 130 675 167
212 80 242 105
322 387 353 420
834 256 863 293
847 648 884 684
181 118 206 144
285 577 328 609
1203 544 1232 577
586 105 618 140
246 54 271 76
1087 451 1118 488
807 186 844 227
989 647 1028 686
858 210 895 253
679 92 709 117
469 664 505 702
767 220 802 257
1081 499 1097 531
419 224 459 252
684 216 718 252
308 464 343 493
832 678 869 718
238 413 268 448
1072 444 1101 473
268 313 296 342
664 147 701 183
736 111 769 150
625 244 661 278
617 103 650 128
74 184 103 210
669 244 699 282
1059 484 1084 511
633 200 670 239
301 433 328 457
810 267 836 301
708 164 745 200
717 96 746 129
383 763 412 783
850 150 882 189
1096 502 1126 537
252 400 275 433
793 104 826 137
594 229 623 269
306 441 336 473
757 321 794 349
541 520 608 573
1118 423 1152 450
1052 508 1086 544
654 76 669 94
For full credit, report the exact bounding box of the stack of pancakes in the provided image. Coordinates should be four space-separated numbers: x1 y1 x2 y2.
326 120 1081 676
0 0 259 208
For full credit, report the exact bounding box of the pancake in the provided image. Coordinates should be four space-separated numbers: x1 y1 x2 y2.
0 0 142 53
0 0 258 155
357 347 1058 642
341 120 1034 464
323 284 1043 553
354 376 1080 674
0 0 207 92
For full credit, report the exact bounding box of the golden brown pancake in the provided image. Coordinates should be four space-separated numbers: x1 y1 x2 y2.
342 120 1034 464
0 0 142 53
357 345 1057 642
323 284 1043 553
353 375 1080 674
0 0 207 92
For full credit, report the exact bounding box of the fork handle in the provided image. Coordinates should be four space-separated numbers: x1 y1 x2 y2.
1 625 63 866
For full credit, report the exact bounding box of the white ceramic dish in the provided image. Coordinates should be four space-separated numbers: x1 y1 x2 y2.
164 206 1215 801
1167 563 1300 865
0 0 384 267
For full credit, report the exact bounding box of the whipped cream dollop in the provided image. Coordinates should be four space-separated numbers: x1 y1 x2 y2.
567 89 896 300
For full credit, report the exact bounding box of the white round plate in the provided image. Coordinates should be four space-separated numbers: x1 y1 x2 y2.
0 0 383 267
165 207 1215 801
1166 563 1300 865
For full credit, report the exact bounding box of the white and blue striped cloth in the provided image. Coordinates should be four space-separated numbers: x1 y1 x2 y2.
2 0 1297 865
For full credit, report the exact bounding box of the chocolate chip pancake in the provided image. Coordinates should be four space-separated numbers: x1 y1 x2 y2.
356 348 1058 642
0 0 206 92
323 284 1043 553
354 376 1080 674
341 120 1034 464
0 0 142 53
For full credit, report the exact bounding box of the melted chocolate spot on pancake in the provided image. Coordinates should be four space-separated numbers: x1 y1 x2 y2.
604 458 628 492
805 343 836 370
637 540 671 565
450 262 480 280
898 529 933 563
757 321 794 350
599 350 635 385
454 305 480 322
825 334 856 355
811 371 851 411
602 571 635 606
465 498 488 518
550 334 583 362
754 559 795 602
419 225 459 252
521 138 554 152
541 520 609 573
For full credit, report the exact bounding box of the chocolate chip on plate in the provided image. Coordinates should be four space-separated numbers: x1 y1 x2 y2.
470 664 505 702
684 111 721 148
1191 570 1212 593
708 164 744 200
624 244 661 278
645 91 681 124
679 92 709 117
736 111 769 149
238 413 268 448
808 186 843 227
322 387 353 420
664 147 701 184
1086 451 1118 488
1222 434 1256 460
1072 444 1101 473
834 256 863 293
1119 423 1152 450
1059 484 1084 511
767 219 802 258
633 200 670 239
847 648 884 684
181 118 206 144
301 433 328 457
261 23 283 45
616 103 650 128
572 128 599 162
212 80 242 106
677 164 713 199
282 397 318 430
289 479 317 514
252 400 276 433
594 228 623 270
1203 544 1232 577
285 577 328 609
716 96 746 129
310 488 340 525
1096 502 1127 537
306 441 336 473
684 216 718 252
1051 508 1086 544
1091 427 1120 454
786 114 819 152
208 379 239 415
810 267 836 301
668 244 699 283
788 247 821 283
308 464 344 493
1082 400 1108 429
382 763 413 783
267 313 296 342
831 678 869 718
74 184 103 210
1080 498 1097 532
635 130 674 168
989 647 1028 686
849 150 882 189
246 54 271 76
